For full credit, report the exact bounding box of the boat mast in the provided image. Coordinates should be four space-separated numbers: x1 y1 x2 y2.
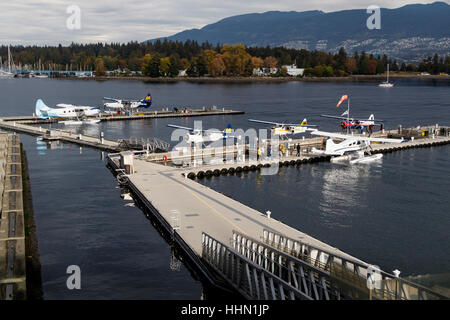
387 63 389 83
347 98 350 134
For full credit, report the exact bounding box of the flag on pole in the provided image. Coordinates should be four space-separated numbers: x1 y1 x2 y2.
337 95 348 107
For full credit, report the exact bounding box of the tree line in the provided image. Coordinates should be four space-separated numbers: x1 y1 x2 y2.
1 40 449 77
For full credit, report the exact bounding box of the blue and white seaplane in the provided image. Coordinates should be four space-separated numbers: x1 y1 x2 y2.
103 93 152 111
35 99 101 125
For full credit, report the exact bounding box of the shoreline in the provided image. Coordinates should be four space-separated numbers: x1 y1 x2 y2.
56 74 450 83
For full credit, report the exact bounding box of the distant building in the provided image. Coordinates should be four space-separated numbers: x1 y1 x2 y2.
282 64 304 77
178 69 188 77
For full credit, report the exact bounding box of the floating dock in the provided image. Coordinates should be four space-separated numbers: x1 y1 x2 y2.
0 133 26 300
151 126 450 180
0 107 244 152
107 128 449 299
0 107 244 124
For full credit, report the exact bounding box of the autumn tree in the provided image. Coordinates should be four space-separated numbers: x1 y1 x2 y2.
209 54 226 77
159 57 171 76
94 57 106 76
221 44 251 76
264 56 278 69
251 57 264 69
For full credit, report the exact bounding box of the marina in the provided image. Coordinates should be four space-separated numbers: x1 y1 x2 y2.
106 127 450 299
2 0 450 312
0 78 449 301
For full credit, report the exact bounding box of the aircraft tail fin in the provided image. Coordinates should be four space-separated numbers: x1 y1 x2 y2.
142 93 152 107
369 114 375 121
223 124 233 137
325 138 337 152
35 99 50 119
301 118 308 126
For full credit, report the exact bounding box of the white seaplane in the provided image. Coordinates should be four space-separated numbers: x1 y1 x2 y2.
35 99 101 125
167 124 234 144
103 93 152 111
248 118 316 138
310 130 404 164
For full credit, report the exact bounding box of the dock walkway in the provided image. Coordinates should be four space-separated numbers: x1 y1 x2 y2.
114 157 367 270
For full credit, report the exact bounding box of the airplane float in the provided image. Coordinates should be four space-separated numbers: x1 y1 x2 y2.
167 124 234 144
248 118 316 138
103 93 152 111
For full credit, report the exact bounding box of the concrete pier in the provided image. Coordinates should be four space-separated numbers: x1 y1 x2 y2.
0 133 26 300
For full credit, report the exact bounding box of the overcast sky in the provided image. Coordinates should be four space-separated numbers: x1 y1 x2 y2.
0 0 447 45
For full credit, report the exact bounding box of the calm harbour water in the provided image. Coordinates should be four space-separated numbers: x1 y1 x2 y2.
0 77 449 299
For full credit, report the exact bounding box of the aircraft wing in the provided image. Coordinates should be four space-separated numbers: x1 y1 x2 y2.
321 114 385 122
249 119 316 127
56 103 75 108
310 130 354 140
103 97 120 102
310 130 403 143
360 136 404 143
167 124 195 132
249 119 283 126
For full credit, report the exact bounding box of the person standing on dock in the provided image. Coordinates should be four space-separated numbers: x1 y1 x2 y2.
296 143 301 156
257 147 261 160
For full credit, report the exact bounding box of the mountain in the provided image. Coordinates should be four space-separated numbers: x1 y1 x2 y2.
150 2 450 61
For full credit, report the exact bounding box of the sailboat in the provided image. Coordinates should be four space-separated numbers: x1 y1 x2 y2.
0 45 15 79
379 64 394 87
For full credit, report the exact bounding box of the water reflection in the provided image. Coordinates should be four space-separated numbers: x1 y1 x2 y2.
319 162 382 228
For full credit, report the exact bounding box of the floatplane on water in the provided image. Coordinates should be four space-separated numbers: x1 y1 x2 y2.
35 99 101 125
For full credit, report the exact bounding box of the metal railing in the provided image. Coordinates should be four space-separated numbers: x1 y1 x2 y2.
231 231 341 300
262 229 448 300
118 137 170 153
202 233 314 300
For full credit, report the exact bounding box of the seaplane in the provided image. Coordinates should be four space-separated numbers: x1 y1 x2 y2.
167 123 235 144
310 130 404 164
321 114 385 132
35 99 101 125
103 93 152 111
248 118 316 138
323 94 385 133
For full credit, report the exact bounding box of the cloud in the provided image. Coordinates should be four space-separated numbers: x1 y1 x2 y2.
0 0 446 45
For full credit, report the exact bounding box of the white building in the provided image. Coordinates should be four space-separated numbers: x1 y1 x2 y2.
282 64 305 77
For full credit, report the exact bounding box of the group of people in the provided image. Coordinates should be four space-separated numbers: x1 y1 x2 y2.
255 143 302 160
